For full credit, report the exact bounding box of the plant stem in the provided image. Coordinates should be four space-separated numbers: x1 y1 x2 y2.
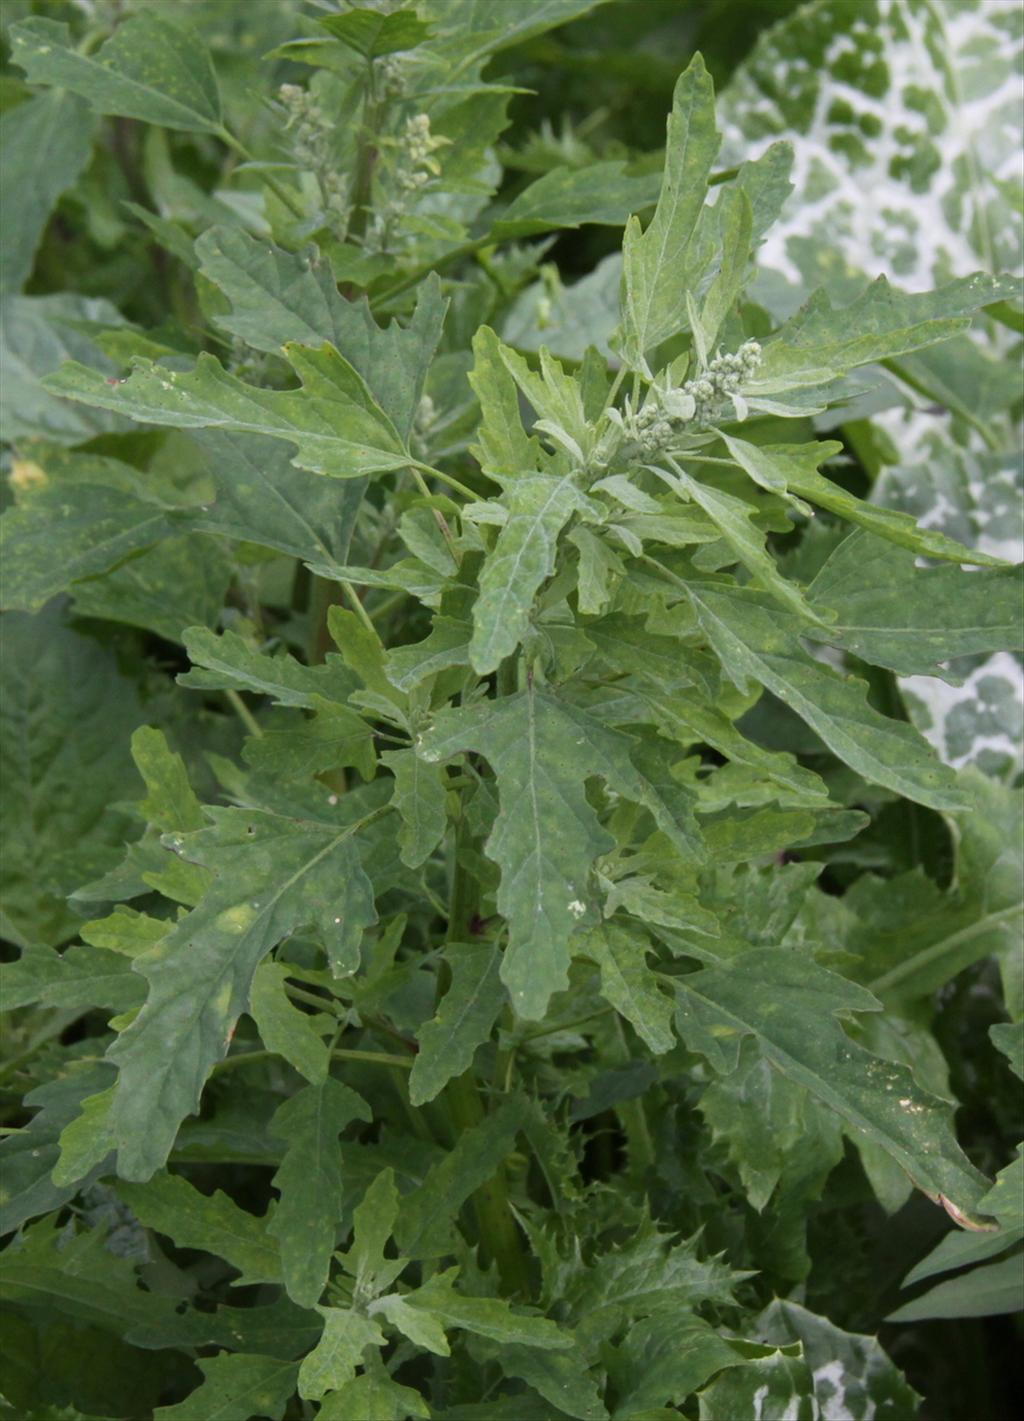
411 459 484 503
440 801 530 1296
217 127 306 221
225 688 262 739
213 1046 413 1075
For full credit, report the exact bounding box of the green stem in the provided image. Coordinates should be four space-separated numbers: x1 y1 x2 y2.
519 1004 613 1043
213 1046 413 1075
376 235 495 305
225 688 262 739
612 1016 655 1177
218 127 306 221
411 459 484 503
441 804 530 1296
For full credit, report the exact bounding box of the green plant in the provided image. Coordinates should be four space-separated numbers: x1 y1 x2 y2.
1 3 1021 1419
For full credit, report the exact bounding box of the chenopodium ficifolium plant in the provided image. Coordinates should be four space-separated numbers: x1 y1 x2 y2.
2 4 1023 1418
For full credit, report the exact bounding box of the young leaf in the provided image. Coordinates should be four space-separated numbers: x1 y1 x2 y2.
249 961 330 1084
620 54 721 366
381 748 448 869
187 431 365 576
749 273 1018 392
1 606 144 948
495 161 661 238
180 627 356 708
268 1079 372 1309
579 922 675 1054
410 944 504 1104
470 473 588 674
297 1307 386 1400
345 1169 406 1302
10 15 223 134
722 435 1011 566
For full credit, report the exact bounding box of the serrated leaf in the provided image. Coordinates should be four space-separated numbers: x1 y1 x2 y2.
10 15 222 134
45 343 409 479
808 529 1022 677
395 1094 529 1258
481 1342 609 1421
180 627 356 708
855 771 1022 999
0 1066 115 1233
106 806 378 1180
607 1316 756 1418
469 325 541 481
0 1217 186 1337
53 1085 117 1190
68 530 231 644
675 949 991 1224
620 54 721 366
635 687 829 806
249 961 330 1084
570 526 624 615
318 6 432 58
344 1169 405 1302
0 91 95 299
658 462 822 623
316 1372 430 1420
0 294 130 446
154 1353 298 1421
268 1078 372 1308
579 923 675 1054
195 234 445 440
470 473 586 674
387 1266 570 1350
410 944 504 1104
749 273 1015 393
495 161 661 239
297 1306 386 1400
0 942 144 1014
245 698 376 784
187 430 365 576
687 580 967 811
381 748 448 869
419 685 702 1017
1 605 143 948
722 435 1009 566
699 1040 843 1217
567 1223 741 1347
116 1173 280 1286
697 185 754 352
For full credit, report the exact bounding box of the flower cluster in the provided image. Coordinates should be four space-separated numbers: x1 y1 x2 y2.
364 113 448 254
278 83 352 235
619 338 763 457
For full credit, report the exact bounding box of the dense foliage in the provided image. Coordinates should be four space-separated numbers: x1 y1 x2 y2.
1 3 1021 1419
